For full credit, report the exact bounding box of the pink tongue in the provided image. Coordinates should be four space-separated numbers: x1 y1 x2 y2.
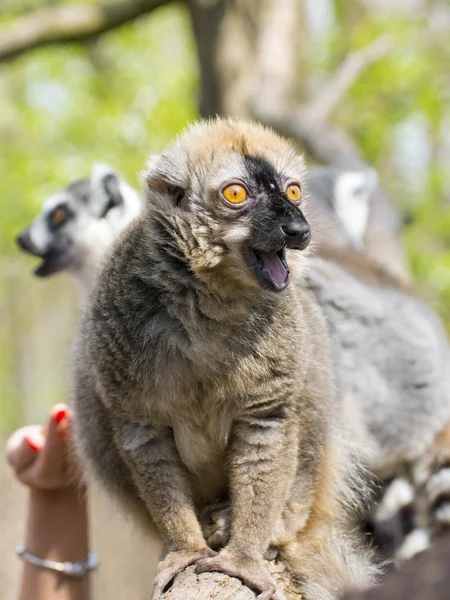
260 252 287 286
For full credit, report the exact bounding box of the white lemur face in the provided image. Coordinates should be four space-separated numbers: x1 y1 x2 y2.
306 166 378 250
16 163 142 290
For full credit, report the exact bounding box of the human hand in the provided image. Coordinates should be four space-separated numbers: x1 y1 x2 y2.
5 404 84 493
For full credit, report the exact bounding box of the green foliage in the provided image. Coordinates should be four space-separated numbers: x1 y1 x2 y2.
309 4 450 326
2 1 450 434
0 2 198 433
0 3 198 254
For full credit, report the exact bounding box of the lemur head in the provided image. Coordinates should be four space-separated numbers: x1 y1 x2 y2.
306 166 378 251
17 163 142 289
144 118 310 294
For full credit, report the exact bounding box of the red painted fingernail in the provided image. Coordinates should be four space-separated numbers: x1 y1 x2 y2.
54 408 67 424
25 437 40 452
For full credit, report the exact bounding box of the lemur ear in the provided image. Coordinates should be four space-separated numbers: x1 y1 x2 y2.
90 163 124 218
144 154 187 206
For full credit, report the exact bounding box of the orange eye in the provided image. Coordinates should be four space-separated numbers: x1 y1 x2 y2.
222 183 248 205
285 183 302 203
52 209 66 226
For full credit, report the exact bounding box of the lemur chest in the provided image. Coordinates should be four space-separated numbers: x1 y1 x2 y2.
170 400 234 499
146 335 293 494
148 368 233 468
174 417 228 472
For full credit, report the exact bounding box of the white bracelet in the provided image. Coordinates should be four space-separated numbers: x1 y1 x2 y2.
16 545 99 578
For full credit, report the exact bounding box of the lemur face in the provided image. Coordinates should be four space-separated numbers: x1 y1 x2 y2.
17 164 142 280
218 154 311 292
306 166 378 251
145 119 310 293
17 179 90 277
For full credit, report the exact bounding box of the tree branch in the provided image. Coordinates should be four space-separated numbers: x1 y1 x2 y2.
0 0 172 63
254 0 302 116
251 35 394 168
304 35 394 124
155 558 302 600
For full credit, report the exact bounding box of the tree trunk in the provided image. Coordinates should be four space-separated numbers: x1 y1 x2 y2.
157 557 302 600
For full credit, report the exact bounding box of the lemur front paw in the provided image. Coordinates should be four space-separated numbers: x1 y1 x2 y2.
151 546 216 598
195 549 282 600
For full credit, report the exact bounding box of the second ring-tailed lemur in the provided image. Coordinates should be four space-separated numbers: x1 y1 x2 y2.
16 163 142 294
306 166 378 253
310 166 450 562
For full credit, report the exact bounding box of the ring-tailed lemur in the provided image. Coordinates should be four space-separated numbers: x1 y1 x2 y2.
16 163 142 294
376 421 450 564
306 166 378 252
308 167 449 564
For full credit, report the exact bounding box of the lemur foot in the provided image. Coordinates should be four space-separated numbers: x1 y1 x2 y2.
264 546 279 560
195 549 282 600
151 547 216 598
200 502 232 549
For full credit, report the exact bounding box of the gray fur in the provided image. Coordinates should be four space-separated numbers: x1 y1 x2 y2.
304 256 450 478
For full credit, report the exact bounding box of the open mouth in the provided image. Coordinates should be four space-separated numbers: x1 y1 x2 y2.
251 246 289 292
34 251 71 277
18 247 56 278
16 233 72 277
34 253 52 277
31 250 74 277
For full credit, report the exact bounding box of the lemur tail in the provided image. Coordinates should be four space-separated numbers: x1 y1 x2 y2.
372 422 450 564
370 477 422 560
423 424 450 536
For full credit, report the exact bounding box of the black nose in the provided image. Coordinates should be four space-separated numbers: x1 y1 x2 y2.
16 229 39 255
16 230 30 251
280 222 311 250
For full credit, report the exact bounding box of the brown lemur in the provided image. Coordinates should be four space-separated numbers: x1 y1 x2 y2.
73 119 376 600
